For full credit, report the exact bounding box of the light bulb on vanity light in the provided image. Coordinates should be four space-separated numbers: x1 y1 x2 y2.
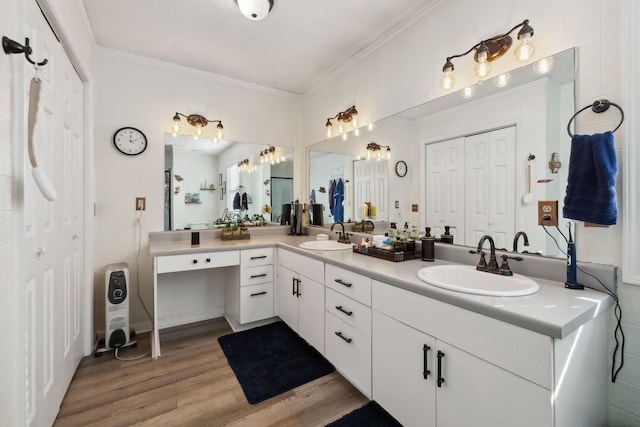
367 122 374 131
473 44 491 79
514 21 535 62
354 127 360 136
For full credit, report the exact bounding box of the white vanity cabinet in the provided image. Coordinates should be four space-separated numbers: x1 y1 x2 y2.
371 280 608 427
324 264 372 397
225 248 275 330
277 249 325 353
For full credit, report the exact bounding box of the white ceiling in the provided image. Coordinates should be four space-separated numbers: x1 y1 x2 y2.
82 0 438 94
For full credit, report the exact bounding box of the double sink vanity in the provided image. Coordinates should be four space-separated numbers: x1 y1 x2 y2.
145 226 612 427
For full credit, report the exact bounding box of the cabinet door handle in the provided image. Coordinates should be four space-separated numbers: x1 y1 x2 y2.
192 259 198 264
250 255 268 260
335 305 353 316
296 278 301 297
250 273 268 279
334 278 352 288
423 345 431 379
292 277 296 296
334 331 352 343
206 258 211 262
250 291 267 297
437 350 445 387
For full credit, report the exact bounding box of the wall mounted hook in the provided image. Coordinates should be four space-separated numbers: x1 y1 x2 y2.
2 36 48 66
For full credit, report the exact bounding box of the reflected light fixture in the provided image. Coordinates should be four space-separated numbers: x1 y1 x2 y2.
260 146 278 164
461 85 476 99
440 19 535 90
172 112 224 142
325 105 359 139
366 142 391 161
533 56 555 75
236 0 274 21
238 158 252 172
493 72 511 88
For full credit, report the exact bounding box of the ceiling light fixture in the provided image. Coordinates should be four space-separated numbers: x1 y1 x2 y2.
260 146 278 164
325 105 359 139
172 112 224 141
440 19 535 90
366 142 391 161
236 0 274 21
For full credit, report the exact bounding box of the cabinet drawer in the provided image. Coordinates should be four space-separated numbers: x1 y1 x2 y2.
325 264 371 306
278 249 324 284
156 250 239 274
372 280 552 389
241 248 274 267
326 288 371 335
325 312 371 397
241 265 273 286
239 283 274 324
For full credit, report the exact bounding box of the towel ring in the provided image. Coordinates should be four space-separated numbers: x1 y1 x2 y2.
567 99 624 137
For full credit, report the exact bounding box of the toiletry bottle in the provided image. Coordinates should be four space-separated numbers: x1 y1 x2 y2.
422 228 435 262
440 225 454 244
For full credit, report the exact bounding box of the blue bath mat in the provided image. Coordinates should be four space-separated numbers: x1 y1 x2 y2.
218 321 334 404
327 401 402 427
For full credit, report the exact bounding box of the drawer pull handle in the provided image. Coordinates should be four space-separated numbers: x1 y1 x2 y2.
334 278 352 288
250 291 267 297
250 273 268 279
334 331 352 344
192 259 198 264
437 350 445 387
206 258 211 262
423 345 431 379
250 255 268 260
335 305 353 316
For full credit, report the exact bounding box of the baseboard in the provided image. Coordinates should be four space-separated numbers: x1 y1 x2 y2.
159 307 226 329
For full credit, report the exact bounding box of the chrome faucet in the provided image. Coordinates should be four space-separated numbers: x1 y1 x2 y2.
331 221 351 244
512 231 530 253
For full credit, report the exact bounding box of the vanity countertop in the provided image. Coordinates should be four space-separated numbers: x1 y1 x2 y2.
149 234 611 339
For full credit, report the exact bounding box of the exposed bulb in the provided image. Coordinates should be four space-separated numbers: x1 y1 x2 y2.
514 36 534 62
533 57 554 75
354 127 360 136
386 148 391 160
326 124 332 139
338 122 344 134
352 115 359 128
172 121 180 134
440 71 455 90
493 72 511 88
474 49 491 79
367 122 374 131
196 125 202 136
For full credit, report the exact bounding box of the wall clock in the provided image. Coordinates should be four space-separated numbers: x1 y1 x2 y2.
113 127 148 156
395 160 408 177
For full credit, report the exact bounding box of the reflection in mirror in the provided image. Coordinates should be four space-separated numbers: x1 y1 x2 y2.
308 48 575 259
164 134 293 230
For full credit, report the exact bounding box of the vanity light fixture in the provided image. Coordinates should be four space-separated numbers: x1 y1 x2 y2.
236 0 274 21
172 112 224 141
325 105 359 139
238 158 253 173
366 142 391 161
440 19 535 90
260 146 279 164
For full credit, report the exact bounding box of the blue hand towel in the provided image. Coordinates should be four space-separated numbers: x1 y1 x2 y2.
563 131 618 225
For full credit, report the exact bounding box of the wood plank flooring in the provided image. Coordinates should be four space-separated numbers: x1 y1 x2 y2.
54 318 369 427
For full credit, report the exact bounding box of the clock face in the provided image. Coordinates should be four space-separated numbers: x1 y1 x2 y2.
395 160 408 177
113 127 147 156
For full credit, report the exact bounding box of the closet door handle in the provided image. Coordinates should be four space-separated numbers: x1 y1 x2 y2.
335 305 353 316
250 273 268 279
250 255 268 260
437 350 445 387
423 345 431 379
250 291 267 297
334 278 352 288
334 331 352 344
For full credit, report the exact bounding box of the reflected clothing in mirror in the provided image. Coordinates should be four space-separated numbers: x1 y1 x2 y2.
332 178 344 222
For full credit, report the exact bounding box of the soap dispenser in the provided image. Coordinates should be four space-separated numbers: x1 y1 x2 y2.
421 227 435 262
440 225 454 244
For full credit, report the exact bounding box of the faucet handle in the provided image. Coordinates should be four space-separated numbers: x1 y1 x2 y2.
469 250 488 271
499 254 523 276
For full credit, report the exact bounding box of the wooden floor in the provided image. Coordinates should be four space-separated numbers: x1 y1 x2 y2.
54 318 369 427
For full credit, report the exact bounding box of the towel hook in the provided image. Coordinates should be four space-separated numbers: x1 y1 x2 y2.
2 36 49 67
567 99 624 137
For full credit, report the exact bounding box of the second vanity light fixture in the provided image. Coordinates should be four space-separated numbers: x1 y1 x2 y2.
366 142 391 161
325 105 359 140
440 19 535 90
172 112 224 141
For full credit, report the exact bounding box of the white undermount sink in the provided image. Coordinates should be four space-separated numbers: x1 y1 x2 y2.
417 264 539 297
298 240 353 251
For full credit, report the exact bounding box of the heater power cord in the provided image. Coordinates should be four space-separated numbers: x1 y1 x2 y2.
114 346 150 361
543 225 625 382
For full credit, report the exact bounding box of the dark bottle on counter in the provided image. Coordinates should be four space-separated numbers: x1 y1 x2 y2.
440 225 454 244
422 227 435 261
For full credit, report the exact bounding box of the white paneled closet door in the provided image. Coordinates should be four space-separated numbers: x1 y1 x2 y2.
353 159 388 221
464 127 515 249
22 1 85 425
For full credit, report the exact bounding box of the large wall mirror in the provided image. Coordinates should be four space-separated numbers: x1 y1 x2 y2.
165 134 293 230
308 48 575 258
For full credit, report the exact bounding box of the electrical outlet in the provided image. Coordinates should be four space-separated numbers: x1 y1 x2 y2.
395 200 399 209
538 200 558 226
411 204 418 212
136 197 146 211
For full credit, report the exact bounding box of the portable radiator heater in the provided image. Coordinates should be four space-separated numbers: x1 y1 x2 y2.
96 263 137 355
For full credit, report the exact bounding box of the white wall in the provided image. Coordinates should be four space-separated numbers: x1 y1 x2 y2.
301 0 638 424
92 48 302 331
